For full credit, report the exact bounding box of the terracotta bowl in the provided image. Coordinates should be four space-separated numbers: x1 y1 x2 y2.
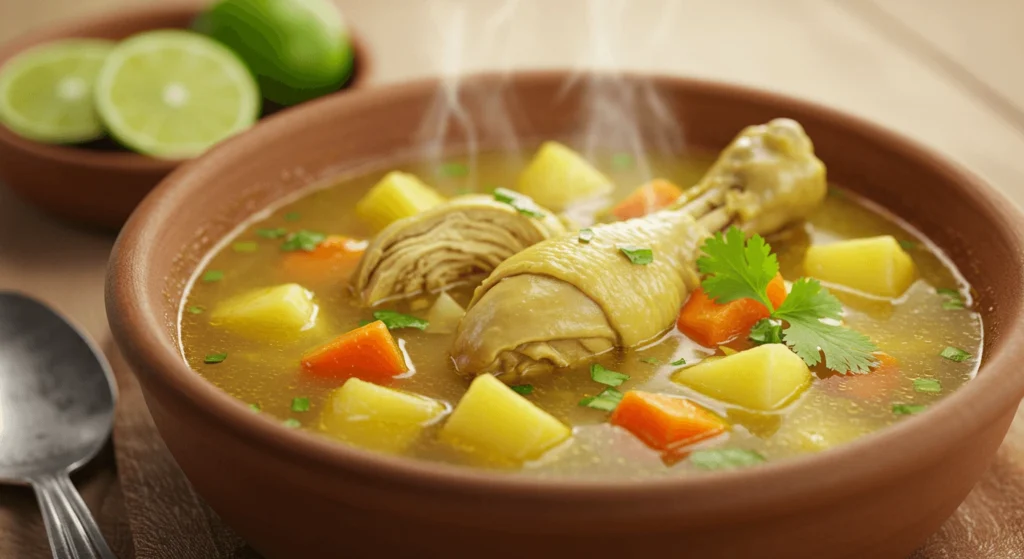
0 2 371 231
106 73 1024 559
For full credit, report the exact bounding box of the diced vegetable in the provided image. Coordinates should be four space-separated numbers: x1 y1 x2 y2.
356 171 446 230
515 141 612 210
320 378 446 454
677 274 787 347
209 283 316 337
671 344 811 411
610 391 728 451
300 320 407 383
426 292 465 334
803 235 916 298
440 374 571 461
282 235 366 282
610 179 683 220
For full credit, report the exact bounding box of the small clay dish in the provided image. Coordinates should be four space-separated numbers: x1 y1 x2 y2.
107 73 1024 558
0 2 371 231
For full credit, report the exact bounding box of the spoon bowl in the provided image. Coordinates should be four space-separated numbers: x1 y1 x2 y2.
0 292 118 558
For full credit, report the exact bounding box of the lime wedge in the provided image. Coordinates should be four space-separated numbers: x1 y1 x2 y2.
0 40 114 144
95 30 260 160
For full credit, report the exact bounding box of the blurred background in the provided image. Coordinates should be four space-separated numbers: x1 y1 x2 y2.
3 0 1022 203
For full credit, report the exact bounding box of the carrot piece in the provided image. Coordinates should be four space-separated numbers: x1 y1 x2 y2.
611 179 684 220
300 320 407 383
677 274 787 347
610 391 728 451
283 235 367 282
820 351 899 400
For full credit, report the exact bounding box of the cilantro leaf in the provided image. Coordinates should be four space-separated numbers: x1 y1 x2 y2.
590 364 629 387
781 317 877 373
511 385 533 395
749 318 782 344
372 310 428 331
281 230 326 252
697 228 778 310
689 448 766 470
494 188 545 218
772 278 877 374
579 388 624 411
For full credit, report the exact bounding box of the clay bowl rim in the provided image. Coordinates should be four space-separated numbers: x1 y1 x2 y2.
0 0 371 173
110 71 1024 512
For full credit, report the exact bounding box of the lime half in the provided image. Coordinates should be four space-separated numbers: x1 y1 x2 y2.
0 39 113 144
95 30 260 160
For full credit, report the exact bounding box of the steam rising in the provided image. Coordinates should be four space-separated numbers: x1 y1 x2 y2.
414 0 687 188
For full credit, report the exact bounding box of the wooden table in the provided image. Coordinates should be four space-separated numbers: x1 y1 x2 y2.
2 0 1023 557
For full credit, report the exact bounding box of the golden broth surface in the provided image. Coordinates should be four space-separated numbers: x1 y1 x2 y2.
180 150 982 478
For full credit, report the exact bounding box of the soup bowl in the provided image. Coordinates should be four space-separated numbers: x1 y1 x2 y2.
106 72 1024 559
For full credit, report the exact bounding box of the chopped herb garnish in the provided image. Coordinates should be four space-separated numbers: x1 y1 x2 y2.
898 239 917 251
937 288 965 310
493 187 545 218
248 403 261 413
232 241 259 253
201 270 224 283
689 449 766 470
697 227 877 373
373 310 429 331
892 403 927 415
187 305 205 315
578 228 595 243
358 319 373 327
590 363 629 387
284 212 301 222
610 152 634 170
749 318 783 344
256 227 288 239
913 378 942 394
940 346 972 362
619 245 653 265
281 230 326 252
439 162 469 177
511 385 534 395
291 397 310 412
204 352 227 364
670 357 687 366
282 418 301 429
640 357 661 365
579 388 624 411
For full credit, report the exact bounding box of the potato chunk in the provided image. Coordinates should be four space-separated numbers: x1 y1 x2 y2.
356 171 445 231
320 378 446 454
803 236 916 298
515 141 612 211
426 292 465 334
209 283 316 337
440 374 571 461
671 344 811 411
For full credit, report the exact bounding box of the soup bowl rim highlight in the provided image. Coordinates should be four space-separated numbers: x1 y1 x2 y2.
108 71 1024 514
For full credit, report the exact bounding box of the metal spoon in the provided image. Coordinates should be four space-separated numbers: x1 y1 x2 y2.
0 292 117 559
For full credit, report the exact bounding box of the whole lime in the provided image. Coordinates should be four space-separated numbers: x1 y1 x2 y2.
203 0 354 106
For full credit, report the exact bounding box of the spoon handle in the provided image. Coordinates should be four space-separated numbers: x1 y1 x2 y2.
31 473 117 559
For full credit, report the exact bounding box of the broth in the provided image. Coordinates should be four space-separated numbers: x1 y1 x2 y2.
180 146 982 479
